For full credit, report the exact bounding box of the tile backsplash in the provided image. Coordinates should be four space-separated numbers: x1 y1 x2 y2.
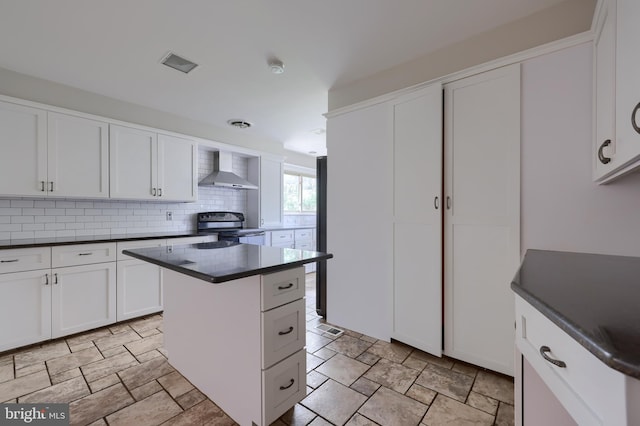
0 149 249 240
283 213 316 227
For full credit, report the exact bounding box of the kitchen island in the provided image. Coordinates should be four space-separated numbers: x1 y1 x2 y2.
511 249 640 425
123 241 333 426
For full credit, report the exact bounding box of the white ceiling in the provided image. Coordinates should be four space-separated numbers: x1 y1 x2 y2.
0 0 567 156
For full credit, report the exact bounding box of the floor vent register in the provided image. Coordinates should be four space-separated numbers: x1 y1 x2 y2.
315 323 344 337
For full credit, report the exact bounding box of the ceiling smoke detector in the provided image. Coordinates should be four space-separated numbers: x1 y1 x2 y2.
268 58 285 74
161 52 198 74
227 119 252 129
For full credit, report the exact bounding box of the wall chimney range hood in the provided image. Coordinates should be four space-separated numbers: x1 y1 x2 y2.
198 151 258 190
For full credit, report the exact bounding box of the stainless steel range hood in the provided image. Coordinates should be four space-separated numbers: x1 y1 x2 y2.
198 151 258 190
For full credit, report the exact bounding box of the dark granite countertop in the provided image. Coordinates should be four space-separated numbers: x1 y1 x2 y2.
0 231 207 250
511 249 640 379
123 241 333 283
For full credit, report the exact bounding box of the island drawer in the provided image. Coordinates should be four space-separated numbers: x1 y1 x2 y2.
262 298 305 369
52 243 116 267
262 349 306 425
0 247 51 274
261 267 305 311
516 296 625 425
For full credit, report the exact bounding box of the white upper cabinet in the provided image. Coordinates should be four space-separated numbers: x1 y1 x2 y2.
593 0 640 183
48 112 109 198
157 133 197 202
0 101 48 197
110 125 197 201
248 156 283 228
0 102 109 198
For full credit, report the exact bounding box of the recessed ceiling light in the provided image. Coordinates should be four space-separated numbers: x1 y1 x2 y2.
227 119 252 129
268 58 285 74
161 52 198 74
311 128 326 135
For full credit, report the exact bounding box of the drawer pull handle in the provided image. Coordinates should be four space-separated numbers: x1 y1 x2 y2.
278 283 294 290
78 252 93 256
279 379 295 390
1 259 19 263
632 102 640 134
598 139 612 165
278 326 294 336
540 346 566 368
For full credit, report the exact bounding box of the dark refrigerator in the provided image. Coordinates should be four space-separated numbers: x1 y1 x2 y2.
316 156 327 318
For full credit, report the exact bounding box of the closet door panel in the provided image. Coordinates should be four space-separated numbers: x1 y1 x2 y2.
444 64 520 376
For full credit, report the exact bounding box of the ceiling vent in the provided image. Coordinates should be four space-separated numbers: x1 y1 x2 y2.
227 119 252 129
161 53 198 74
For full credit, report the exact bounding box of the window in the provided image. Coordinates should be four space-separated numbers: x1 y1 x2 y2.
284 173 316 212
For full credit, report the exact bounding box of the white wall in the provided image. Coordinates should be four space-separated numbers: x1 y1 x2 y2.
0 66 316 169
521 42 640 257
329 0 596 111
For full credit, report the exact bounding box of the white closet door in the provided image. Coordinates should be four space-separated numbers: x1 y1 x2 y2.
326 102 393 341
392 84 443 356
444 64 520 376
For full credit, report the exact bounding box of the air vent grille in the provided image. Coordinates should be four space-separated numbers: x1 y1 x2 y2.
161 53 198 74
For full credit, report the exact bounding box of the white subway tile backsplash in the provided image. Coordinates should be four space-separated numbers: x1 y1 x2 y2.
45 208 65 216
11 231 35 239
1 153 249 240
11 200 34 208
0 208 22 216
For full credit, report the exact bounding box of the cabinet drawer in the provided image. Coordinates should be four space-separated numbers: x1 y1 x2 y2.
166 235 215 247
261 267 305 311
262 298 305 369
262 349 306 425
52 243 116 267
0 247 51 273
294 229 314 242
271 230 294 244
516 297 625 425
117 239 165 260
294 242 315 251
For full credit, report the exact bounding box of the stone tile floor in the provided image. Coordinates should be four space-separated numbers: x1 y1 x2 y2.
0 273 515 425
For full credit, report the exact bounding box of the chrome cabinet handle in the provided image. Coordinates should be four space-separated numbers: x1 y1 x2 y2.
78 252 93 256
49 181 54 192
278 283 294 290
539 346 566 368
632 102 640 134
45 274 49 286
598 139 612 165
446 196 451 210
278 326 294 336
0 259 18 263
40 181 46 192
152 188 157 196
54 273 58 285
279 379 295 390
434 196 439 210
158 188 162 197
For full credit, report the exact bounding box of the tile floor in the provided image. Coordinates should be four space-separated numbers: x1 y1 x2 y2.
0 273 515 425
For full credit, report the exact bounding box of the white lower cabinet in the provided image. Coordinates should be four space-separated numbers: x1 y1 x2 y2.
163 266 306 425
117 259 163 321
51 262 116 338
515 296 639 425
0 270 51 352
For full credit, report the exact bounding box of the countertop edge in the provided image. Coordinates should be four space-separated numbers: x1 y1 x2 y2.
511 282 640 380
0 232 209 250
123 247 332 284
